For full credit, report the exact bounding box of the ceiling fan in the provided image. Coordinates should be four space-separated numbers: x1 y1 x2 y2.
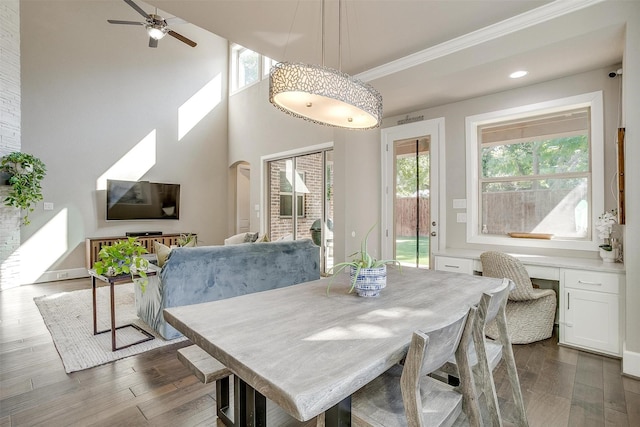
107 0 197 48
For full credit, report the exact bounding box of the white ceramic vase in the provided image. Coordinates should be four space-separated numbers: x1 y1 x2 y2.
599 248 618 263
351 265 387 297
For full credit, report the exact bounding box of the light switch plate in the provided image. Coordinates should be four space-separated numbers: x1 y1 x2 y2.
44 202 54 211
453 199 467 209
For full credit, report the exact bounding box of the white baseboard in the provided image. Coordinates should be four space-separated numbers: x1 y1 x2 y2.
31 268 89 284
623 345 640 377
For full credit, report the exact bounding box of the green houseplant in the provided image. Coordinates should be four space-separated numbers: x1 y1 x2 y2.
327 223 400 296
177 233 197 247
1 152 47 225
93 237 150 290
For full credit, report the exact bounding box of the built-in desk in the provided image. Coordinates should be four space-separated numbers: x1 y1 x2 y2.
434 249 626 357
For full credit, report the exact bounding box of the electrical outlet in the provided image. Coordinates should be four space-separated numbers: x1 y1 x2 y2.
456 213 467 223
44 202 54 210
57 272 68 279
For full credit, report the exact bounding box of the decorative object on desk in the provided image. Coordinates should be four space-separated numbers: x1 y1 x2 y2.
93 237 150 289
0 151 46 225
596 208 618 262
327 223 399 296
507 232 553 239
34 283 186 373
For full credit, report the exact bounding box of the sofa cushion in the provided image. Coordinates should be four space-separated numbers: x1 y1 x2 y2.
155 239 196 267
154 241 172 267
224 232 249 245
244 232 259 243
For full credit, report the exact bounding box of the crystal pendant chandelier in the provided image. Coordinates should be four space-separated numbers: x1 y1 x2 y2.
269 0 382 129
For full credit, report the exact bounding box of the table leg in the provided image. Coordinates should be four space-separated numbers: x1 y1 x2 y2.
92 276 155 352
216 376 236 427
236 376 267 427
110 282 117 351
92 276 98 335
325 396 352 427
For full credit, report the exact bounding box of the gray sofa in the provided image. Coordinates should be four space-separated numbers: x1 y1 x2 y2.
135 239 320 339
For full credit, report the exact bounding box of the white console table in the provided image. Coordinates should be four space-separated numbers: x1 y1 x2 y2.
434 249 626 357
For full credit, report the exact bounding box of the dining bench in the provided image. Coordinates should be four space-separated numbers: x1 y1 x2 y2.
177 344 231 384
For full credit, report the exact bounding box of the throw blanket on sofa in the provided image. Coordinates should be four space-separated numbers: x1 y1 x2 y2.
135 239 320 339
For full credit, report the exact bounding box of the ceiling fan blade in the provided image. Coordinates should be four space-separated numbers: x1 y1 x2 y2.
107 19 143 25
168 30 197 47
149 37 158 48
165 17 187 26
124 0 150 19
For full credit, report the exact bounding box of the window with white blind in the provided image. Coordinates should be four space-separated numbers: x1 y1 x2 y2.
465 92 604 250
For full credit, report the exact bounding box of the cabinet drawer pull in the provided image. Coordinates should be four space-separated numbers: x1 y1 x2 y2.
444 265 459 269
578 280 602 286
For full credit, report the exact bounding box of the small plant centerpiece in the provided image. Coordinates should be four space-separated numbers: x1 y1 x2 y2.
93 237 150 290
0 152 47 225
328 224 400 297
595 209 618 262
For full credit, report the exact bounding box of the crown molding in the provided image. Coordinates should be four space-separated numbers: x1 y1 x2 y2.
356 0 606 82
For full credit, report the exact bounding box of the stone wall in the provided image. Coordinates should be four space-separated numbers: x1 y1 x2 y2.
0 0 21 290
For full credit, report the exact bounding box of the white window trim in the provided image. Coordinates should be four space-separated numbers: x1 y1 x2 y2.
465 91 604 251
230 43 274 96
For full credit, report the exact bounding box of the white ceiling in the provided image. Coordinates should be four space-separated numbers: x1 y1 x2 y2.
144 0 624 118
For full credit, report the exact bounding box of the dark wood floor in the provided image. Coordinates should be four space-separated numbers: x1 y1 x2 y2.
1 278 639 426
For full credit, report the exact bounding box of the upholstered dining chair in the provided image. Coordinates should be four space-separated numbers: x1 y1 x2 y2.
480 251 556 344
438 278 528 427
352 307 483 427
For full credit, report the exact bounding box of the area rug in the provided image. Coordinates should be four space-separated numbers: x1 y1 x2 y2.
34 283 186 373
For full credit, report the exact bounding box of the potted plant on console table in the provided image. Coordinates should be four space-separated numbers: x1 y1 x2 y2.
92 237 150 290
327 224 400 297
0 151 47 226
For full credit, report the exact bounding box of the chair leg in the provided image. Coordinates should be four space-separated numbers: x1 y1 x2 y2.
472 322 502 427
454 309 483 427
495 305 528 426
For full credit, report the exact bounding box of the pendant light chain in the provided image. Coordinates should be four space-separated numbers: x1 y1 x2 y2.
338 0 342 72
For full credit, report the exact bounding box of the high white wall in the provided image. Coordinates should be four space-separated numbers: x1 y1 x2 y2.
228 78 382 263
19 0 229 281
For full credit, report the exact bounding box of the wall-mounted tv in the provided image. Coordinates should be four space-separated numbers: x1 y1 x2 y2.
106 179 180 221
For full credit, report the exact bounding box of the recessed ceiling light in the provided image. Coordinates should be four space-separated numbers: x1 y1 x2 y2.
509 70 528 79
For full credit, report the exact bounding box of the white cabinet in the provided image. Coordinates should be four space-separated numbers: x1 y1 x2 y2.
560 269 622 356
434 256 474 275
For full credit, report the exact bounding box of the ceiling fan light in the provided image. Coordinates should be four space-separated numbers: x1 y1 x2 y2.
147 26 167 40
269 62 383 130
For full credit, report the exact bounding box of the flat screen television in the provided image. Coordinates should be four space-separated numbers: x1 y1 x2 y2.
106 179 180 220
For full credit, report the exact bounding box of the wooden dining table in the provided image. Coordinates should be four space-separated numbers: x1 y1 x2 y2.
163 267 504 426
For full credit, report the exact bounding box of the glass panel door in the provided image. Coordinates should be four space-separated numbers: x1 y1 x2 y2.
394 138 430 268
267 149 333 273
